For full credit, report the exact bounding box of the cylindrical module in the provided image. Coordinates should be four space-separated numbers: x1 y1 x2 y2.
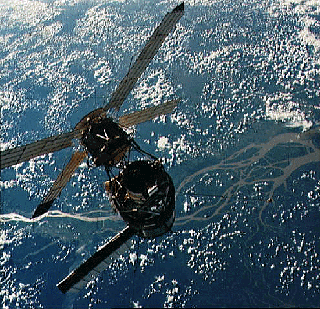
106 160 175 238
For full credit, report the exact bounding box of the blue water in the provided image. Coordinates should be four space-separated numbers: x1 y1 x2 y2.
1 0 319 308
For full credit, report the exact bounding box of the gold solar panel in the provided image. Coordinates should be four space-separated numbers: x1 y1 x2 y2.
0 130 77 169
119 99 180 128
32 151 87 218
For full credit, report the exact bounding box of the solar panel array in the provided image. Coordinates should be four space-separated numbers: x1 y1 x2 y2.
119 99 180 127
57 226 135 294
32 151 87 218
0 3 184 171
0 131 77 170
104 3 184 112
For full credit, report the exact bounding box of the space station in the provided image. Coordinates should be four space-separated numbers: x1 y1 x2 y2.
0 2 184 294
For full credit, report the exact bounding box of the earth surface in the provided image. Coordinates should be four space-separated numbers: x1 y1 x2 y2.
1 0 320 308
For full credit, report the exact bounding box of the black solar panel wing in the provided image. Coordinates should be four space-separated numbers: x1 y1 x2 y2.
104 3 184 112
0 130 79 169
57 226 135 294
